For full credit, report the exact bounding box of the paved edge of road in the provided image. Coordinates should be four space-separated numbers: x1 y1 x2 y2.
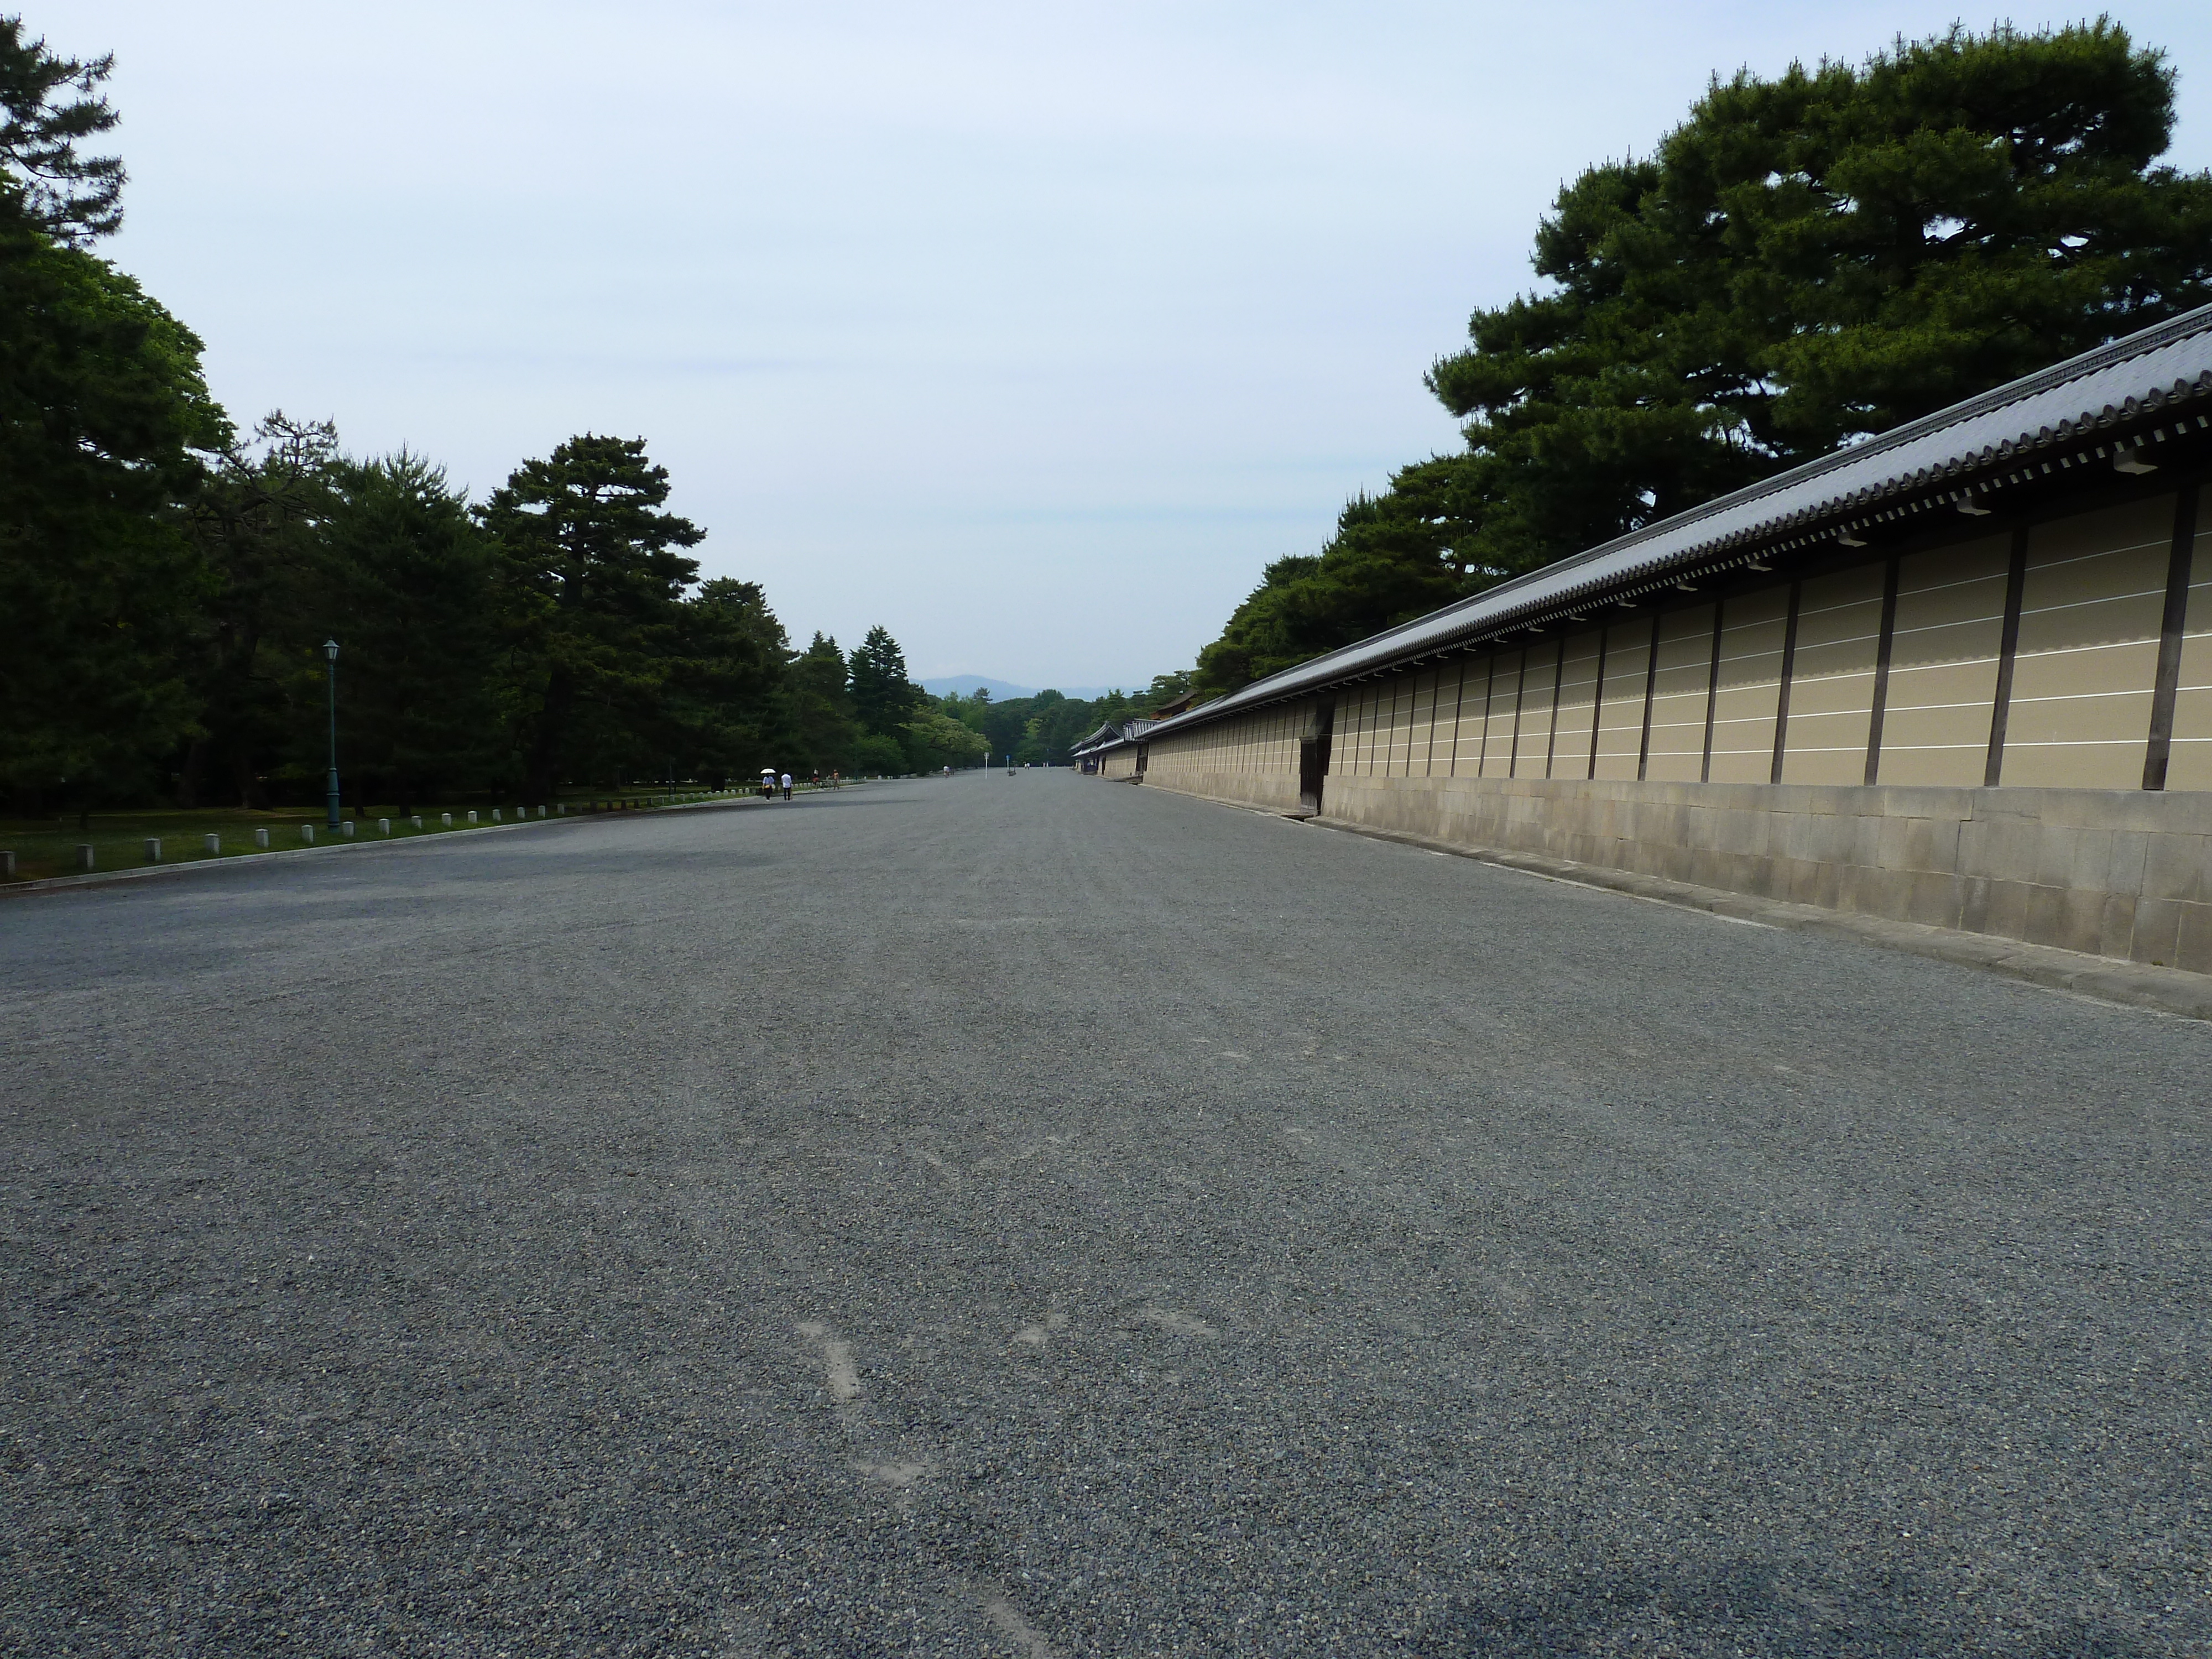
1301 813 2212 1024
0 792 778 900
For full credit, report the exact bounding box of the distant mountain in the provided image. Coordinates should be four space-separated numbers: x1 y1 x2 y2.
921 675 1130 701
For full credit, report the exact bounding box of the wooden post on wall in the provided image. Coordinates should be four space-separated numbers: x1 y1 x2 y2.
2144 484 2200 791
1770 581 1801 785
1543 635 1567 777
1984 528 2031 788
1507 648 1530 775
1636 613 1661 782
1864 557 1902 786
1699 599 1725 783
1586 627 1610 780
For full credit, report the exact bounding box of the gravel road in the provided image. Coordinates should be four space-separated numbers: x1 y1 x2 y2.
4 773 2207 1656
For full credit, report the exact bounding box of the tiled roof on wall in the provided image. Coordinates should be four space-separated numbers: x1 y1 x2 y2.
1146 301 2212 739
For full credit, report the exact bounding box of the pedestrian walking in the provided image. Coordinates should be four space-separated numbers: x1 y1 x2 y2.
780 771 793 801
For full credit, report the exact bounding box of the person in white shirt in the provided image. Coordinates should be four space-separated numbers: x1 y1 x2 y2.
780 772 793 801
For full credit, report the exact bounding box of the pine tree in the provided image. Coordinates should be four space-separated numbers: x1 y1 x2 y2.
847 625 919 739
481 435 704 800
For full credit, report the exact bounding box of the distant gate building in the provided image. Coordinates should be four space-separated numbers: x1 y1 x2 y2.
1078 304 2212 974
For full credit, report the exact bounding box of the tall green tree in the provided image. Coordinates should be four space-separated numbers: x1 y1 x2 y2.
1196 20 2212 697
787 632 858 774
311 451 511 810
180 414 341 806
848 624 919 738
657 577 790 785
0 20 226 812
481 435 704 800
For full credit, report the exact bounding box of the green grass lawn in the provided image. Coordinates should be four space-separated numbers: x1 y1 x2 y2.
0 790 742 884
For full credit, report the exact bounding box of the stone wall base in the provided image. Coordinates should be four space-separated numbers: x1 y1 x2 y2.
1316 774 2212 974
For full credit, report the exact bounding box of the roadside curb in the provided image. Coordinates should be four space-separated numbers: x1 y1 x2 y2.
0 794 766 900
1307 815 2212 1024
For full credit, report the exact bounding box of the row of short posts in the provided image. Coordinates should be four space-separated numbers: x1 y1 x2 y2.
8 793 742 880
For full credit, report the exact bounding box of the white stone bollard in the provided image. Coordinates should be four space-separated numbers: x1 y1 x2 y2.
556 804 565 815
378 818 391 835
441 812 453 827
466 810 478 824
254 828 270 849
77 844 96 872
1 851 14 880
538 805 547 817
144 838 162 863
301 825 315 844
411 816 423 830
204 833 221 854
491 808 501 822
341 821 356 838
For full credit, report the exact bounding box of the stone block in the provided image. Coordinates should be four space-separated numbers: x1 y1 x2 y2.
2104 828 2150 896
1876 815 1910 870
466 810 479 824
1 852 14 880
2174 902 2212 975
1904 870 1965 929
144 838 161 863
341 821 356 838
378 818 391 836
300 825 315 844
76 844 94 872
1840 858 1911 925
1959 816 2044 884
1843 813 1885 869
2128 898 2184 966
1981 878 2035 942
2098 893 2138 962
253 828 270 849
2140 834 2207 905
441 812 453 827
1790 812 1857 866
204 833 221 854
2025 884 2109 957
2035 826 2111 891
1959 875 1993 934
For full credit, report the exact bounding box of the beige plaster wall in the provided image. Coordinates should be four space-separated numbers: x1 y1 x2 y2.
1140 700 1312 811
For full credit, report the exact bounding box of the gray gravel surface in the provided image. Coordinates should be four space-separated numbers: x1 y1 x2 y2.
3 774 2207 1657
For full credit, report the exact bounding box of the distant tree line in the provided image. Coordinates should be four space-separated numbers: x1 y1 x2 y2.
937 672 1193 766
1191 22 2212 697
0 16 977 816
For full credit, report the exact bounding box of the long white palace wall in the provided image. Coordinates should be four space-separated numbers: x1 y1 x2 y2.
1138 700 1316 812
1130 487 2212 973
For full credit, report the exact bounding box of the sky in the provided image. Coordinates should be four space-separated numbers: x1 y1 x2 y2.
57 2 2212 691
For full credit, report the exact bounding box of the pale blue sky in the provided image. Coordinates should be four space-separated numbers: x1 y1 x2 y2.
59 2 2212 689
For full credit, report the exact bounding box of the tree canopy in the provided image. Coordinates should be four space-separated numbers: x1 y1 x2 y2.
0 13 983 816
1195 20 2212 697
0 20 224 805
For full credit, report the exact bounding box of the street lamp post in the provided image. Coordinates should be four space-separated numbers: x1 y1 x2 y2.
324 638 341 830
